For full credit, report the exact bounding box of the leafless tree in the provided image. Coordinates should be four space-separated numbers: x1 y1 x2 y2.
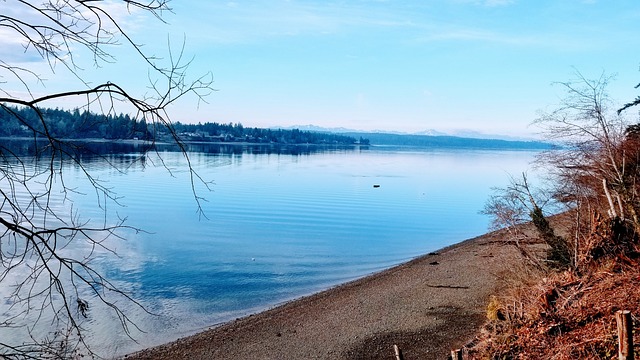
483 172 570 269
485 71 640 271
0 1 213 358
535 73 632 222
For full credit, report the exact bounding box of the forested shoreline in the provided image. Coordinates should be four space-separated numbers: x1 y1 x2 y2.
0 105 367 145
1 105 556 150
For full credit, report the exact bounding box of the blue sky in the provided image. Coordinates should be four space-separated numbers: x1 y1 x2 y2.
5 1 640 137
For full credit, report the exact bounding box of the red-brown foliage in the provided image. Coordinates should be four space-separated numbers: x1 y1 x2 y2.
470 253 640 359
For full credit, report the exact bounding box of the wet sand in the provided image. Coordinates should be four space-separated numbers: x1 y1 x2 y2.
124 229 518 359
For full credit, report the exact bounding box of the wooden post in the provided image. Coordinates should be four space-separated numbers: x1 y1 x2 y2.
616 310 634 360
451 348 463 360
393 344 403 360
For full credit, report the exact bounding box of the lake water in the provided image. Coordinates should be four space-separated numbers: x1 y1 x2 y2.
0 143 539 357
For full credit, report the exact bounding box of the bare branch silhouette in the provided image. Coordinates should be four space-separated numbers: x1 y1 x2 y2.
0 0 214 357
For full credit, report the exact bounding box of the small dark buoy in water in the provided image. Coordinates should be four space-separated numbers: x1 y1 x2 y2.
373 184 380 188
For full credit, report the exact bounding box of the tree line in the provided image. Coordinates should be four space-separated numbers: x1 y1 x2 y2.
0 105 368 145
0 105 150 140
173 121 369 145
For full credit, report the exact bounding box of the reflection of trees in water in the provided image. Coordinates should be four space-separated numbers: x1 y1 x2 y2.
186 142 367 156
1 139 368 159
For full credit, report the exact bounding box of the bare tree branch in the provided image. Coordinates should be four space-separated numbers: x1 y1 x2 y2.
486 70 640 274
0 0 214 357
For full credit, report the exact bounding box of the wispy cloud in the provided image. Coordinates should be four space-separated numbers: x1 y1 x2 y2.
170 0 623 55
415 27 538 45
173 1 418 45
450 0 515 7
411 24 612 53
482 0 515 6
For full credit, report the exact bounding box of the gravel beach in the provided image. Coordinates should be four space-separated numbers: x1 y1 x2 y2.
124 229 519 360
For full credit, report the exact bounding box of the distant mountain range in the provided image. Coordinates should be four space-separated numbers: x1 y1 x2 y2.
273 125 553 150
274 124 538 142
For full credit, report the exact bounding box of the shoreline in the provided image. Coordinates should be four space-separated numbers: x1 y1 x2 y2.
123 228 520 360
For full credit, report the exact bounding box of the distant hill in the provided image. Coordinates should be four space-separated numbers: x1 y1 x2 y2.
341 132 553 150
277 124 542 141
275 125 552 149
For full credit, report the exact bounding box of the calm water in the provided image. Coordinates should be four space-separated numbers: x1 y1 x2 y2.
0 143 539 356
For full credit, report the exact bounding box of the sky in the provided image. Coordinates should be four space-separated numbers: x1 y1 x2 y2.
3 0 640 138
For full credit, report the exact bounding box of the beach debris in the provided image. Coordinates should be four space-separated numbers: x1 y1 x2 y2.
393 344 404 360
451 348 464 360
429 261 440 265
426 284 470 289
